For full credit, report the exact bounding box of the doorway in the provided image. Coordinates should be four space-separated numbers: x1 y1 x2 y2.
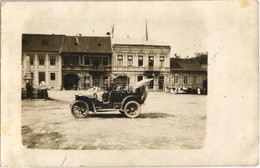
147 76 154 89
63 73 79 90
158 76 164 89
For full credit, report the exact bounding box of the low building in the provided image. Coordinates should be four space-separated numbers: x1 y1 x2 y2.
112 39 171 91
61 35 112 90
170 57 207 90
22 34 65 89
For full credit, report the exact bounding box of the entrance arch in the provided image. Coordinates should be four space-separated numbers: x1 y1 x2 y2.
63 73 79 90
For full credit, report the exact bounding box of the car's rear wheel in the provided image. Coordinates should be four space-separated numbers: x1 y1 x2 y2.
124 101 141 118
71 100 89 119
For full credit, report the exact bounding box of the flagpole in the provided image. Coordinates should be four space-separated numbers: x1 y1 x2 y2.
145 19 148 41
111 24 114 38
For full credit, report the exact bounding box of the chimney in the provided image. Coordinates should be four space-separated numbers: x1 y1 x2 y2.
106 32 111 36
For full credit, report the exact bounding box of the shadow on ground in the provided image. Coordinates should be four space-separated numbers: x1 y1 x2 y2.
85 112 174 119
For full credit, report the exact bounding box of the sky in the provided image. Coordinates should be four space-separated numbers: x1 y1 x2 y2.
20 1 209 58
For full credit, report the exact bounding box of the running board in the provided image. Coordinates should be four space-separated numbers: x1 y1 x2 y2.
96 109 118 112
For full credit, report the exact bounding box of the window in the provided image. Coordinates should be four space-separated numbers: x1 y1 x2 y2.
103 56 109 66
128 55 133 66
160 56 165 67
174 75 179 84
39 55 45 65
84 55 91 65
137 76 143 81
148 56 154 67
27 54 34 65
50 73 56 80
93 56 100 67
118 55 123 66
73 56 79 65
184 76 188 84
80 56 84 65
39 72 45 83
138 56 143 66
63 56 70 65
50 56 56 65
193 76 198 84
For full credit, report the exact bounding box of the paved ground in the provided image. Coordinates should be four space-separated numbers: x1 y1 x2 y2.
22 90 207 150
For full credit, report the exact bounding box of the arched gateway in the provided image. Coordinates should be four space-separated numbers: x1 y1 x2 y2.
63 73 79 90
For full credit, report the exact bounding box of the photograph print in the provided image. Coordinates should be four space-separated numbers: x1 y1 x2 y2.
21 1 208 150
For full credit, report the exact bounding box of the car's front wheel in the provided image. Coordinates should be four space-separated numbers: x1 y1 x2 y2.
71 100 89 119
124 101 141 118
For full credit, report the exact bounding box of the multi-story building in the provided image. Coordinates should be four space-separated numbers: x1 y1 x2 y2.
22 34 207 92
22 34 65 89
61 35 112 90
112 39 171 91
169 57 207 89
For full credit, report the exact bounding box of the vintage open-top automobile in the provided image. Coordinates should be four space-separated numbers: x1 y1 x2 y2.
70 78 153 118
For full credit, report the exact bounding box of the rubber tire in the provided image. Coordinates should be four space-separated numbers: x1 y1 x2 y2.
124 101 141 118
71 100 89 119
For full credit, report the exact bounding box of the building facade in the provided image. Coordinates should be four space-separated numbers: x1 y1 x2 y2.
112 39 171 91
169 57 207 89
60 36 112 90
22 34 64 89
22 34 207 92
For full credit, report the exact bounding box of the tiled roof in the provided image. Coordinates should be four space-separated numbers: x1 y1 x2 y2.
112 38 170 48
195 54 208 65
22 34 65 52
61 36 112 53
170 58 206 72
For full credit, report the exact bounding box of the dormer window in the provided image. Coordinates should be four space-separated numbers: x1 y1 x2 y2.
41 40 48 45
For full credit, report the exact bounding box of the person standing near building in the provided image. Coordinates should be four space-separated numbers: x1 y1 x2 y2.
26 82 33 100
40 81 49 100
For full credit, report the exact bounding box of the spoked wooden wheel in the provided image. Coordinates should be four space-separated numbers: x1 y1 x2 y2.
71 100 89 119
124 101 141 118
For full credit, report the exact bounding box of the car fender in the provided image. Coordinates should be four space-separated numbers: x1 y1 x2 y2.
75 95 97 113
121 95 140 110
